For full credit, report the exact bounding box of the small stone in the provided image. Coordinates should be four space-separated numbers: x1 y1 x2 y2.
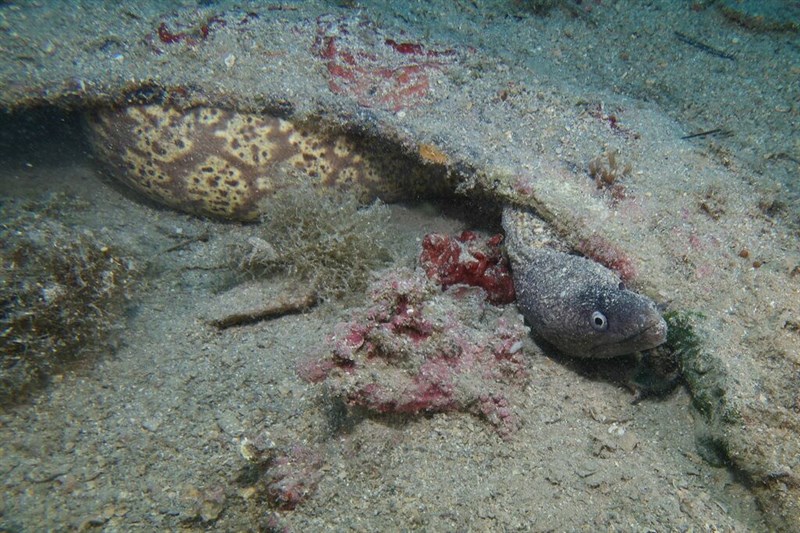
141 416 162 432
619 432 640 453
215 409 242 436
239 432 275 463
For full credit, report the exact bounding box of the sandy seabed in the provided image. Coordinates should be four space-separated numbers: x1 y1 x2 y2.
1 1 798 530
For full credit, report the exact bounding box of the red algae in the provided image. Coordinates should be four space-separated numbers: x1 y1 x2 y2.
304 268 529 439
419 231 516 305
155 16 225 46
312 14 464 111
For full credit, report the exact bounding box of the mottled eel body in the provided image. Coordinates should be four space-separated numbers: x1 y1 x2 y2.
86 104 666 357
503 208 667 358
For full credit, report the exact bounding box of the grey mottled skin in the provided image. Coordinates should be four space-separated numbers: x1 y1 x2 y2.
503 208 667 358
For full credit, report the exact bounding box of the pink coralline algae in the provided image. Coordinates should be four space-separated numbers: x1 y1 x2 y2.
419 231 516 305
312 14 464 111
304 267 530 439
264 446 324 511
241 433 324 511
575 234 637 283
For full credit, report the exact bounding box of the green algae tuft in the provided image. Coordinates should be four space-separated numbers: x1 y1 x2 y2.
236 181 393 300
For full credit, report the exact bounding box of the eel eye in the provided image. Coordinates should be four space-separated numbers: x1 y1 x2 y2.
591 311 608 331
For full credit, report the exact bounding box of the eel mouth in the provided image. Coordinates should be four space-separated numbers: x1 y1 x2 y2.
621 315 668 351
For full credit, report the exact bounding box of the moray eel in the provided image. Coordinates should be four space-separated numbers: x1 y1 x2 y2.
503 208 667 358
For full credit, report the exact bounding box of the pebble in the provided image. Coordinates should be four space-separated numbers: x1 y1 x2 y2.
215 409 243 436
141 416 162 432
